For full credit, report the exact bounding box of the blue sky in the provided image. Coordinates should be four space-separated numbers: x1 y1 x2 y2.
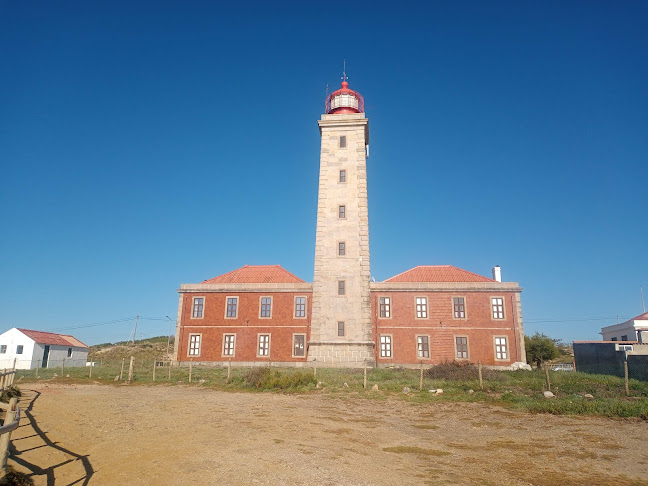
1 1 646 345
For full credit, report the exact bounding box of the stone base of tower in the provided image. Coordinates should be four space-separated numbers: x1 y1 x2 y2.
307 341 375 367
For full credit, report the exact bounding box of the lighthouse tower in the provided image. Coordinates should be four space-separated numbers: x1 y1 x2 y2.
309 77 374 366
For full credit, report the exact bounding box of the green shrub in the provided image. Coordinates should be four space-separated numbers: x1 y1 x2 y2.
243 367 316 390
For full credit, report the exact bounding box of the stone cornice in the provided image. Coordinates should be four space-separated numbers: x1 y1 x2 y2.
369 282 522 293
179 283 313 293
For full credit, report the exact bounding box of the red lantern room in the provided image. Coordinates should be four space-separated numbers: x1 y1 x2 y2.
325 79 364 114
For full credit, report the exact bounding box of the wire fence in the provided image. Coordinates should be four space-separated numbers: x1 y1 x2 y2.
9 358 648 399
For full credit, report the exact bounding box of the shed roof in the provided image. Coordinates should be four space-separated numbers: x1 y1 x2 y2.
17 329 88 348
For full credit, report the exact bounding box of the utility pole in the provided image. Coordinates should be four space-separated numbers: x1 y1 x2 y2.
165 316 173 359
132 315 139 344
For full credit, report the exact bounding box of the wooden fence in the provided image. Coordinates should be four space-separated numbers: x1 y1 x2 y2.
0 397 20 478
0 369 19 478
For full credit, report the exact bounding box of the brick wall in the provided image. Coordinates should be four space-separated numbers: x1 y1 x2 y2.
372 291 522 366
177 292 312 363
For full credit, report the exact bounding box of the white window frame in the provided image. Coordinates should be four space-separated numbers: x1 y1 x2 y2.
257 334 271 357
416 335 430 359
294 296 307 319
491 297 505 320
416 296 428 319
455 335 469 360
452 296 466 319
191 296 205 319
259 296 273 319
292 333 306 358
0 345 6 354
225 296 238 319
338 205 346 219
494 336 508 361
222 334 236 357
379 296 391 319
338 241 346 257
188 333 201 357
380 335 392 358
339 169 346 183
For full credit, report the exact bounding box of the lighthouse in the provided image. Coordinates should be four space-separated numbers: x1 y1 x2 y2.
309 76 374 366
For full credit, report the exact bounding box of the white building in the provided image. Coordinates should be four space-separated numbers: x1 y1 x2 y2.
600 312 648 343
0 328 89 370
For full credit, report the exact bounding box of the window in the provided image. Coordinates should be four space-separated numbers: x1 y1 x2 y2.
188 334 201 356
495 337 508 360
379 297 391 318
338 205 346 219
294 296 306 318
417 336 430 358
491 297 504 319
260 297 272 318
339 169 346 183
337 321 345 336
258 334 270 356
455 337 468 359
339 135 346 148
338 241 346 256
226 297 238 318
453 297 466 319
67 348 72 358
338 280 345 296
621 335 628 341
416 297 427 318
223 334 235 356
16 345 24 355
293 334 305 357
192 297 204 318
611 337 618 341
380 335 392 358
0 345 6 354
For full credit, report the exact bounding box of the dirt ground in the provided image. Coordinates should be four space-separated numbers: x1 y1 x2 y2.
6 383 648 486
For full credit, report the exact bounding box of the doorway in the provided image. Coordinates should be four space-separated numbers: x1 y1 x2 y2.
42 345 50 368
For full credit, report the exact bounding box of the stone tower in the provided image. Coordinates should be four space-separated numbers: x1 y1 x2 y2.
308 79 374 366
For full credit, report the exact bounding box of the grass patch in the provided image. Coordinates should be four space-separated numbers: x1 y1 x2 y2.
383 446 450 456
243 367 316 391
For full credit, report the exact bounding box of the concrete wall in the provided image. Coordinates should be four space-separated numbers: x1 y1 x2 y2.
0 328 36 370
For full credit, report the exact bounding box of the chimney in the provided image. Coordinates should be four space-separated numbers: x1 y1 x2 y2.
492 265 502 282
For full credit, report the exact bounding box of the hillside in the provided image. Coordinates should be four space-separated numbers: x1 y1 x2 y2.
88 336 175 364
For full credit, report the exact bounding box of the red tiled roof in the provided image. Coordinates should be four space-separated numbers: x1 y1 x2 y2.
631 312 648 321
383 265 495 283
202 265 305 284
17 329 88 348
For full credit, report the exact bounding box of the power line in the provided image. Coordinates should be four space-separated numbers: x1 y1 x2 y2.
525 316 631 324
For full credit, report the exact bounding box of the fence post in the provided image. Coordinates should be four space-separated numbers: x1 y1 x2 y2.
419 361 424 391
120 358 125 381
227 358 232 382
12 358 16 371
168 361 171 380
35 365 38 380
0 397 18 475
624 361 630 397
127 356 134 383
62 358 65 373
545 366 551 393
89 363 92 378
0 370 5 391
364 362 367 389
153 360 156 382
478 361 483 390
189 360 193 383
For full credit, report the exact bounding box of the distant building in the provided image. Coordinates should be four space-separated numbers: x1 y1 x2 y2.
0 328 88 370
600 312 648 343
173 78 526 368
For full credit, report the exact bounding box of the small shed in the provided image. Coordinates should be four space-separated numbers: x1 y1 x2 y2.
0 328 89 370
